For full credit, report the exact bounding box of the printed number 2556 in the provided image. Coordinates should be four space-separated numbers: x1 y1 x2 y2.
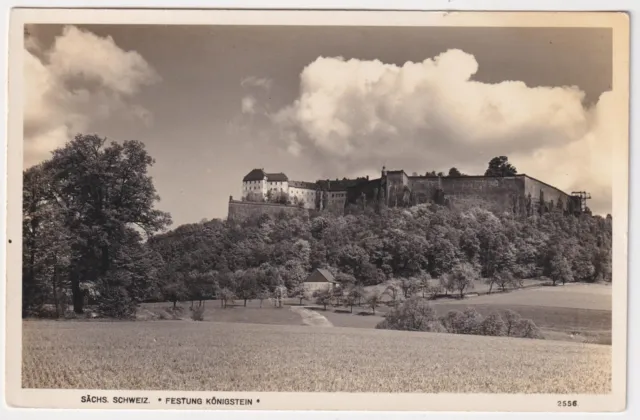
558 400 578 407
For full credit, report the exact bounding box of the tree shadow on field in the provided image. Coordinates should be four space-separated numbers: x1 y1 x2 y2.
334 309 352 314
305 305 327 311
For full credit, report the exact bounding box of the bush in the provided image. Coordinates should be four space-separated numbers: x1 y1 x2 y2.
481 312 507 336
375 298 444 332
458 307 484 335
97 287 137 319
191 306 205 321
440 310 465 334
158 307 183 320
313 289 332 310
514 319 544 339
26 304 61 319
503 309 522 336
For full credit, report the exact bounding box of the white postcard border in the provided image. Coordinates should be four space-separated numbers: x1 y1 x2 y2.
3 5 633 416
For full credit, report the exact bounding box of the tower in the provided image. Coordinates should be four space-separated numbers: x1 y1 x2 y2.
571 191 592 213
380 165 388 207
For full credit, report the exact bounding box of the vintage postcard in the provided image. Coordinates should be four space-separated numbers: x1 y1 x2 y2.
5 8 630 412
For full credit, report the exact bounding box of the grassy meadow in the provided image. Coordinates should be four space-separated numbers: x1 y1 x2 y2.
22 320 611 393
305 282 612 344
22 283 612 392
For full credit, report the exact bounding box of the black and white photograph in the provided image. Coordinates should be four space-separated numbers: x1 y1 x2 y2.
4 8 630 412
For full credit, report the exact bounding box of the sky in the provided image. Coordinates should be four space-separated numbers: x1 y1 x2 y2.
24 24 613 226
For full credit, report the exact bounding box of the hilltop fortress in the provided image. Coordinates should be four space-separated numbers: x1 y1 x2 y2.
228 167 589 221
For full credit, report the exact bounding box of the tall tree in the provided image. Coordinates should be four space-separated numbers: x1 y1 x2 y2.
484 156 518 177
41 134 171 314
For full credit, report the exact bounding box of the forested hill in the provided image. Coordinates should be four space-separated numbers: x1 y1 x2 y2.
148 203 612 308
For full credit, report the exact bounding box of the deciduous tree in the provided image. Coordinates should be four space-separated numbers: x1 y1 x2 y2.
484 156 517 177
41 134 171 314
449 263 477 298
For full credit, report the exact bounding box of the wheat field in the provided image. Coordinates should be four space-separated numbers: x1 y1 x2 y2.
22 320 611 393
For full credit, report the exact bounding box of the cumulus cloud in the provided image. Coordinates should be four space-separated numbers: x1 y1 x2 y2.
240 76 273 91
241 95 257 114
268 49 615 214
24 25 160 167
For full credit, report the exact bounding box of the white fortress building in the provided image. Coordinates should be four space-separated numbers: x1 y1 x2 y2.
241 168 350 211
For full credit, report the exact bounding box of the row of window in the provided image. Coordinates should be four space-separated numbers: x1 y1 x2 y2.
245 180 286 186
291 190 314 196
243 184 346 199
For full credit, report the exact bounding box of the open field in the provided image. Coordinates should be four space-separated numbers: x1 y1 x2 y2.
433 283 612 311
22 320 611 393
308 283 612 344
364 278 549 302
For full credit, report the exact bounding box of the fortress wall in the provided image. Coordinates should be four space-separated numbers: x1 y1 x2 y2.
523 176 572 211
406 176 526 210
407 178 440 204
441 176 524 195
227 200 307 222
441 177 526 214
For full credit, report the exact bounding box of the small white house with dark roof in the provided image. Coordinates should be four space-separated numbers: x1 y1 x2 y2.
303 268 338 294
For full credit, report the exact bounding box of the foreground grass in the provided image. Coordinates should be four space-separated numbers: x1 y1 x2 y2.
23 320 611 393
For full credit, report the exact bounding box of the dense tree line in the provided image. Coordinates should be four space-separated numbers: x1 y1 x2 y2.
22 136 613 318
132 190 613 315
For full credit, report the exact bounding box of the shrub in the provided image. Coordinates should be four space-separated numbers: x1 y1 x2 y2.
97 287 137 319
440 310 465 334
424 320 447 333
375 298 444 332
459 307 484 335
364 291 383 314
491 271 521 292
449 263 478 298
159 306 183 320
191 306 205 321
503 309 522 336
481 312 507 336
514 319 544 339
313 289 332 310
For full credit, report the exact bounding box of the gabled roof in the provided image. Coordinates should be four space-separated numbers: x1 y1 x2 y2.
266 172 289 182
243 169 267 182
289 180 318 189
304 268 337 283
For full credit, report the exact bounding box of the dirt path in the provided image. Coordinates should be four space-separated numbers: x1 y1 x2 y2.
290 306 333 327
